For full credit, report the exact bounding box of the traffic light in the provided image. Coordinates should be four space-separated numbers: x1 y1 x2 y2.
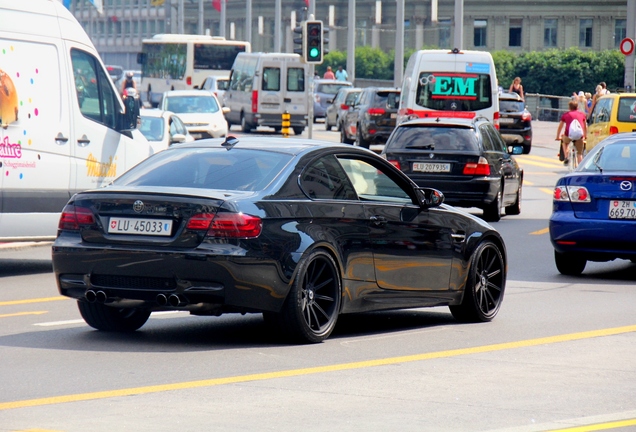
304 20 323 64
293 23 304 57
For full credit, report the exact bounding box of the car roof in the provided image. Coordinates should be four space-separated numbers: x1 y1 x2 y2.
362 87 401 92
597 131 636 145
163 90 215 97
171 136 378 156
140 109 175 118
396 116 486 128
597 92 636 100
315 79 351 84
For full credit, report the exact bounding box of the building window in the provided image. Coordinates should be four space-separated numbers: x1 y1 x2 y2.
509 18 522 47
615 19 627 48
544 19 557 47
474 19 487 47
124 21 131 37
579 19 593 47
438 18 451 49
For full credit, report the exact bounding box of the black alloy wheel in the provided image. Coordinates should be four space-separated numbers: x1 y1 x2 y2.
78 301 151 332
325 118 332 131
450 240 505 322
278 250 341 343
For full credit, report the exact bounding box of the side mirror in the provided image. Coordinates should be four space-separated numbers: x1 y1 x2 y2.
417 187 445 208
122 95 140 131
222 106 231 115
170 133 187 145
508 145 523 155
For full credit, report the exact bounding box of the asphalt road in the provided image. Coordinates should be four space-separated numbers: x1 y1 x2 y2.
1 121 636 432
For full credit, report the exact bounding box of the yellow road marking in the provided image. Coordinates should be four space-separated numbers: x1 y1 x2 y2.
520 154 562 163
518 159 564 169
524 179 534 186
0 297 69 307
0 311 47 319
540 187 554 195
1 324 635 411
530 227 549 235
548 418 636 431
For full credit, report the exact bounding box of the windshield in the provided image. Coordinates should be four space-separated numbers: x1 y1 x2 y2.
416 72 493 111
165 95 219 114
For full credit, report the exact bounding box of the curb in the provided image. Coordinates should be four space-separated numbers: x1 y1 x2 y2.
0 241 53 250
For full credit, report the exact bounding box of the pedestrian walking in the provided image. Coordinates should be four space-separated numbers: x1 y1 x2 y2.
335 65 348 82
323 66 335 80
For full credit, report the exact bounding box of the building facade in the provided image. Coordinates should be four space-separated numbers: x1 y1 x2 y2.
70 0 630 69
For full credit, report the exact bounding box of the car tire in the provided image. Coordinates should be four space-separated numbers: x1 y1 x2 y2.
483 183 502 222
523 142 532 154
356 125 369 148
505 182 522 216
449 240 505 322
277 249 341 343
341 125 353 144
77 301 150 332
325 118 332 131
240 113 251 133
293 127 304 136
554 250 586 276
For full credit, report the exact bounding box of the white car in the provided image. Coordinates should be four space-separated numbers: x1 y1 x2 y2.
198 75 229 105
139 109 194 154
159 90 229 139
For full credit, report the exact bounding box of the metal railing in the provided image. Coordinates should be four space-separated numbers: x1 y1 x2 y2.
524 93 572 123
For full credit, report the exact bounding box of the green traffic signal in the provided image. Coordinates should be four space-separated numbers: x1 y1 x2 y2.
309 47 320 59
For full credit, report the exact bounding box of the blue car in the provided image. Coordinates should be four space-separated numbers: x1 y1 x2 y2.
550 133 636 275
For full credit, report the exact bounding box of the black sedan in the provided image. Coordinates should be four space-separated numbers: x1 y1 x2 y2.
52 137 508 343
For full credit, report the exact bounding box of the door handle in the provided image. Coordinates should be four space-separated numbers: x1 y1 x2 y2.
77 134 91 147
55 133 69 144
451 232 466 243
370 215 387 226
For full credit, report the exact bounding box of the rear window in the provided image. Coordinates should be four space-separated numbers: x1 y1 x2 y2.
114 148 293 192
387 126 479 152
616 97 636 123
581 142 636 172
345 91 360 105
500 100 524 112
317 83 351 95
374 91 400 110
416 72 493 111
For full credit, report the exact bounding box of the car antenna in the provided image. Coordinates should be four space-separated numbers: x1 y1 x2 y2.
222 135 239 150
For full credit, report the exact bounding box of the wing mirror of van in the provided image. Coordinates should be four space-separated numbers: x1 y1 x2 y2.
121 94 141 131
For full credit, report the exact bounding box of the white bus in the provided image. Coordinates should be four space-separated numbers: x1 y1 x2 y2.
138 34 250 106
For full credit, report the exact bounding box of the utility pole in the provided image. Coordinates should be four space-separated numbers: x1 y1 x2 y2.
453 0 463 50
347 0 355 83
394 0 404 88
625 0 636 91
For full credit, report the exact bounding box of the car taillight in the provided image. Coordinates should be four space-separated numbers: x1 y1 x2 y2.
58 204 95 231
367 108 385 116
553 186 591 203
186 76 192 86
521 112 532 122
340 104 350 110
463 157 491 175
186 213 215 231
208 212 262 238
388 159 401 170
610 126 619 135
251 90 258 113
493 111 500 130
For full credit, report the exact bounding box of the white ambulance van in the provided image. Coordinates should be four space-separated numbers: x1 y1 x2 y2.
224 52 309 135
398 48 499 128
0 0 151 242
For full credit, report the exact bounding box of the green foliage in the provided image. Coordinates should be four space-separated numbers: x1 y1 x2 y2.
492 48 625 96
319 48 626 95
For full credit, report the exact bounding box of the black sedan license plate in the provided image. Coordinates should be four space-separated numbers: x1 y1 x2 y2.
412 162 451 173
608 200 636 219
108 217 173 236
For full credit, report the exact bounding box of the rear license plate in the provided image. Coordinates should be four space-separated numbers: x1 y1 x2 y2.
499 118 514 124
390 113 397 119
608 200 636 219
108 217 173 236
412 162 451 173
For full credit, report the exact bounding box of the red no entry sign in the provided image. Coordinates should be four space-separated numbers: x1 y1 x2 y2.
620 38 635 56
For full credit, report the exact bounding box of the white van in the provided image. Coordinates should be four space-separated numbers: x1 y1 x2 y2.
0 0 151 242
398 48 499 128
224 53 308 135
